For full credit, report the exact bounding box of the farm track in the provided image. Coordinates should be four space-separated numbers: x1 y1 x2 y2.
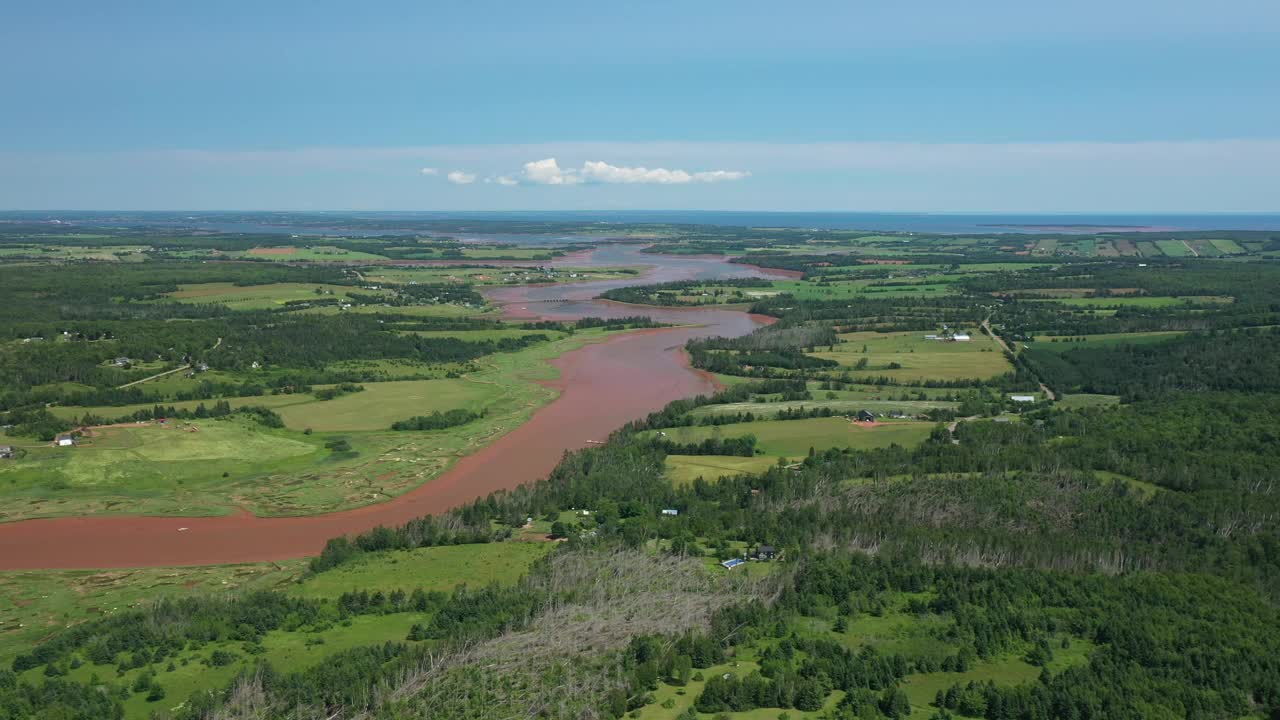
114 338 221 389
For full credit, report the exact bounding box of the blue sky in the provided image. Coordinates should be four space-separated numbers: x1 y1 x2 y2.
2 0 1278 211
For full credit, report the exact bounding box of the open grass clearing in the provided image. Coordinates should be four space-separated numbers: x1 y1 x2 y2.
665 455 780 485
808 329 1012 383
293 542 553 600
691 398 957 420
1056 393 1121 409
0 419 329 521
274 379 498 432
650 417 934 457
165 282 387 310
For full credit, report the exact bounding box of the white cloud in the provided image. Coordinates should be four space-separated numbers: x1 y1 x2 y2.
517 157 750 186
522 158 581 185
579 160 749 184
419 167 439 176
446 170 476 185
493 175 518 186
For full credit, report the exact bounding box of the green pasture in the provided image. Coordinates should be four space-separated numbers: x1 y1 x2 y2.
691 398 956 419
165 282 386 310
275 379 498 432
236 246 390 262
808 330 1012 383
1154 239 1193 257
0 420 328 521
664 455 780 485
293 542 553 600
651 417 934 457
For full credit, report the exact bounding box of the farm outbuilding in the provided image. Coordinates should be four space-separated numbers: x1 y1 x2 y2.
55 435 76 447
856 410 876 422
0 445 13 459
1010 395 1037 403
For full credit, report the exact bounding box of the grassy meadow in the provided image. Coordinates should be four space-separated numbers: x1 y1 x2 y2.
808 330 1013 383
654 417 935 457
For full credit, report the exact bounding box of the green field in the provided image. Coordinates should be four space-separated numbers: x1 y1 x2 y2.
1209 238 1247 254
652 417 935 457
1154 239 1193 257
292 542 553 599
1029 295 1232 308
237 245 391 262
0 420 329 521
693 398 957 420
808 330 1013 383
166 282 386 310
1056 393 1122 409
664 455 780 485
275 379 498 432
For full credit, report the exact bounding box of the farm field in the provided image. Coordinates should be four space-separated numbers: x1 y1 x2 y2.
808 330 1012 383
238 245 391 261
1154 239 1194 257
691 398 957 419
164 282 384 310
292 542 553 599
664 455 780 485
274 379 498 432
0 420 329 521
47 390 314 422
652 416 935 456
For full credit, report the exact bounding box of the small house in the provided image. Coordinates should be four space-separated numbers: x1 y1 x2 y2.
661 508 679 516
0 445 14 459
856 409 876 422
113 356 131 366
55 435 76 447
755 545 777 561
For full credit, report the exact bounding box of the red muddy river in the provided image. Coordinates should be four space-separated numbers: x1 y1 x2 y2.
0 246 783 569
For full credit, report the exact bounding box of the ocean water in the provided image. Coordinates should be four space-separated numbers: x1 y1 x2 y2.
4 210 1279 235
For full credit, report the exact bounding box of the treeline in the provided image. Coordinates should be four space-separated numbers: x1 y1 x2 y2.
653 434 757 457
1023 327 1280 399
391 408 483 431
74 402 286 429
